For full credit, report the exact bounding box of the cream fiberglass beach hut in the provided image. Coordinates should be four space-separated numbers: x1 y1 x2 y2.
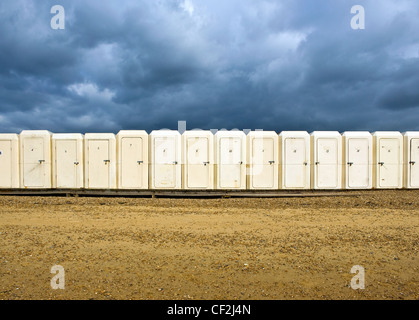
403 132 419 188
52 133 84 189
373 132 403 189
116 130 149 189
279 131 310 190
149 130 181 189
247 131 278 190
182 130 214 190
20 130 52 188
342 131 372 189
0 134 19 188
84 133 116 189
214 130 246 189
310 131 342 190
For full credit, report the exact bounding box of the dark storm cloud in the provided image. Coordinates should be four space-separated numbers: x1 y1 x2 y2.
0 0 418 133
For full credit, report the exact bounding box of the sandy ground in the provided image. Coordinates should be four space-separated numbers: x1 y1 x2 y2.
0 190 418 300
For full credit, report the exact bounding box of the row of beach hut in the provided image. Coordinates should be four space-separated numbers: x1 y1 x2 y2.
0 130 418 190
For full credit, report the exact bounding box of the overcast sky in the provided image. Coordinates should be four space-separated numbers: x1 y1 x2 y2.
0 0 418 133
